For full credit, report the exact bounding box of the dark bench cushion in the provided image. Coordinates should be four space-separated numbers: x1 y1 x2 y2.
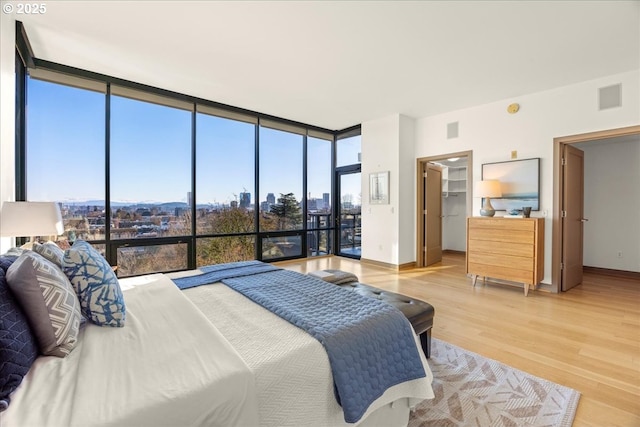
333 281 435 358
335 282 434 336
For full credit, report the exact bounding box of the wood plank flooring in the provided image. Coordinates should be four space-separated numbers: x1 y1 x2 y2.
276 253 640 427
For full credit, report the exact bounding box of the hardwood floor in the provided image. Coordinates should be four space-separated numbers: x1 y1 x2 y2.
276 253 640 427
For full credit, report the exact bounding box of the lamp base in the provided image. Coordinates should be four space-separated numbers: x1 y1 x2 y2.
480 197 496 217
479 208 496 217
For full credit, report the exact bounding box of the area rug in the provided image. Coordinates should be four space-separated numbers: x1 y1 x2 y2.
409 338 580 427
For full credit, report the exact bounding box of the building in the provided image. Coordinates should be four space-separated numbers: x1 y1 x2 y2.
239 192 250 209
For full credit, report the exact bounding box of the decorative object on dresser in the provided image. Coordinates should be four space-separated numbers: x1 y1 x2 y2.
0 201 64 245
466 217 544 296
475 180 502 217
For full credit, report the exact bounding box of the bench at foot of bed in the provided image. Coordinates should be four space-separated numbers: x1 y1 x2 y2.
310 270 435 358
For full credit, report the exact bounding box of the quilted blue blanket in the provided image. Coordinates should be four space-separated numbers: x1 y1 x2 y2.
171 260 281 290
222 268 426 423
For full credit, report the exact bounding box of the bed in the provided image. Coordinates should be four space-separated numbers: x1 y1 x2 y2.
1 249 434 427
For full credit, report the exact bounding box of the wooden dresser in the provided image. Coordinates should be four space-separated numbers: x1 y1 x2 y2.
466 217 544 296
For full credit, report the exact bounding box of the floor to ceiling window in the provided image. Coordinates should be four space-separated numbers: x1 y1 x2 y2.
306 133 333 256
335 132 362 259
22 65 359 276
109 88 192 276
26 71 106 249
195 106 257 265
258 121 304 260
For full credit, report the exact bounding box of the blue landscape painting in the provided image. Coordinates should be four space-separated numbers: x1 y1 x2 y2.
482 158 540 212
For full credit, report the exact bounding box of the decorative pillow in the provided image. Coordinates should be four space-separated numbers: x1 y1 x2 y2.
6 252 81 358
0 254 20 273
0 269 39 411
62 240 126 327
33 241 64 267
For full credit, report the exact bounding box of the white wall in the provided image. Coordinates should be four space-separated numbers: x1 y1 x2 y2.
0 13 16 253
362 70 639 282
581 137 640 272
361 114 416 266
398 115 416 264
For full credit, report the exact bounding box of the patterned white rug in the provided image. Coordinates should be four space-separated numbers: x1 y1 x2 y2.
409 338 580 427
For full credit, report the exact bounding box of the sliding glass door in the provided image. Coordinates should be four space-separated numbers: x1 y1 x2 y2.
335 166 361 259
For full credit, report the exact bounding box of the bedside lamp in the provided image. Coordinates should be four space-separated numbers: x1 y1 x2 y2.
475 180 502 217
0 201 64 246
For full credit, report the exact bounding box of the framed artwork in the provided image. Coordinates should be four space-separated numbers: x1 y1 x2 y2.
481 158 540 211
369 171 389 205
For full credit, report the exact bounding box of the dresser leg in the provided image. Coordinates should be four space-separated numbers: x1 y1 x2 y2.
524 283 529 296
472 275 478 287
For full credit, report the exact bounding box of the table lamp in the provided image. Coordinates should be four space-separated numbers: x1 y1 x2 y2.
475 180 502 217
0 201 64 246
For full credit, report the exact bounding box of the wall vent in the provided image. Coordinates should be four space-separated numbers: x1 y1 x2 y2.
447 121 459 139
598 84 622 110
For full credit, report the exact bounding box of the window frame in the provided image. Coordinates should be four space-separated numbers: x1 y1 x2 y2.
17 51 360 274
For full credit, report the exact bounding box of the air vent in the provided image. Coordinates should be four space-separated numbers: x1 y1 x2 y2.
598 84 622 110
447 122 459 139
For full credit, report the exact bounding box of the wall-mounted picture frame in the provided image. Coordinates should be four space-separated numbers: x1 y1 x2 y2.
481 158 540 211
369 171 389 205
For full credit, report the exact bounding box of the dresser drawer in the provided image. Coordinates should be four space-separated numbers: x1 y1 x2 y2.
468 251 534 271
468 217 535 232
468 228 534 244
467 239 534 258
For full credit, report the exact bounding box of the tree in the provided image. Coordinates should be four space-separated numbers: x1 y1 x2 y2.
270 193 302 230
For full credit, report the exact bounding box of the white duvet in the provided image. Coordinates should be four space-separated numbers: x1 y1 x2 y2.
4 271 433 427
2 274 259 427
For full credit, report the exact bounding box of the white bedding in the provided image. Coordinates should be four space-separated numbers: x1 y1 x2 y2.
180 273 434 427
2 274 259 427
3 270 433 427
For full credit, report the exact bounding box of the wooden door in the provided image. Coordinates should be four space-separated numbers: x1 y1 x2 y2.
562 144 585 291
425 163 443 266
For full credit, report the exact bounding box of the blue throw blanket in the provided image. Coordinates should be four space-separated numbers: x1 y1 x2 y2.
171 260 281 290
222 268 426 423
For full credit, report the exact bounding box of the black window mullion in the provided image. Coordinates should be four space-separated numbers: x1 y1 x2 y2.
254 121 260 260
105 83 113 264
190 103 197 269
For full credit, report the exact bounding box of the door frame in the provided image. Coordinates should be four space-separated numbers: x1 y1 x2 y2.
334 164 362 259
552 125 640 292
416 150 473 268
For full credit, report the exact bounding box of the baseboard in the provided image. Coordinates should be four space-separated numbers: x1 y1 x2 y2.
443 249 466 256
359 258 415 271
583 266 640 280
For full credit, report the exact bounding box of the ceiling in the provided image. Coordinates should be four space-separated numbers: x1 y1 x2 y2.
17 1 640 130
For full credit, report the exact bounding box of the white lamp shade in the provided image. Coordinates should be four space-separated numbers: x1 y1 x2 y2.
475 180 502 198
0 201 64 237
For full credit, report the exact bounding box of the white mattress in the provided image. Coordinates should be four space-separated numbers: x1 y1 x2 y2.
2 274 259 427
181 274 434 426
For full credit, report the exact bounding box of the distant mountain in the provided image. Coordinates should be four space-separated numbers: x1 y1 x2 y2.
62 200 189 209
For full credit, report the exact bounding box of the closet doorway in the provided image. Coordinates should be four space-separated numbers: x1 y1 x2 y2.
416 151 473 268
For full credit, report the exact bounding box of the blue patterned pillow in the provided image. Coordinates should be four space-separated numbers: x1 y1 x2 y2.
0 268 39 411
62 240 126 327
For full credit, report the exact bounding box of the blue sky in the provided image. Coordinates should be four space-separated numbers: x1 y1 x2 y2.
26 78 360 206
